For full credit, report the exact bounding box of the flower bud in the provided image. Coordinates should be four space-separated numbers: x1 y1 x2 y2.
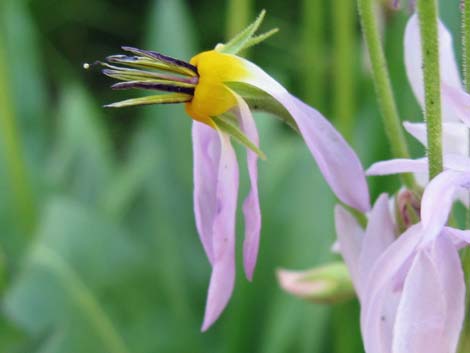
277 262 355 304
395 188 421 233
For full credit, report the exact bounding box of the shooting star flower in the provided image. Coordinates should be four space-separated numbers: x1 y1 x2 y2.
88 11 370 330
336 189 466 353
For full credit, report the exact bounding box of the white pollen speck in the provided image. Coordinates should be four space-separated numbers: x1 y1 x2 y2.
83 63 90 69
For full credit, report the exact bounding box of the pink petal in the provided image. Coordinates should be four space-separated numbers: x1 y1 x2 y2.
237 58 370 212
420 170 470 243
442 83 470 126
403 121 427 147
358 194 395 295
334 205 364 293
404 15 462 122
392 250 447 353
404 121 469 155
443 226 470 246
192 121 221 263
361 225 422 353
443 154 470 171
201 131 239 331
431 236 465 353
366 158 429 175
233 95 261 281
277 95 370 212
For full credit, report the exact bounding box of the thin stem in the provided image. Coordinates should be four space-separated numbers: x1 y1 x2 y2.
300 0 325 111
333 0 356 140
0 34 36 233
226 0 252 43
416 0 443 179
357 0 415 189
460 1 470 352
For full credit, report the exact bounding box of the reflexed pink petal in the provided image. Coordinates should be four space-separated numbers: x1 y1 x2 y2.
442 83 470 126
420 170 470 243
361 225 421 353
404 15 462 122
403 121 427 147
192 121 221 263
366 158 428 175
444 226 470 246
201 131 239 331
238 58 370 212
365 153 470 194
392 251 446 353
233 95 261 281
432 236 465 353
358 194 395 295
334 205 364 293
444 153 470 171
277 95 370 212
404 121 469 155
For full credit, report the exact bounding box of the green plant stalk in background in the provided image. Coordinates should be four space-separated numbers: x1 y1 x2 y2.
332 4 364 353
357 0 415 189
300 0 326 111
417 0 443 179
460 1 470 352
0 36 36 233
226 0 252 46
333 0 355 140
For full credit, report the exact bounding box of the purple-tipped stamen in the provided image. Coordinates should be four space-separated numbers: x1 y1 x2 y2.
111 81 195 95
121 46 198 75
89 46 201 108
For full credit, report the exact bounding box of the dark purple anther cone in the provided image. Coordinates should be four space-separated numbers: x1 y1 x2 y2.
121 46 198 75
111 81 195 95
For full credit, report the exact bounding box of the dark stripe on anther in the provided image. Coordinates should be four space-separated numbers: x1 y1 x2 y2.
111 81 195 95
121 46 198 75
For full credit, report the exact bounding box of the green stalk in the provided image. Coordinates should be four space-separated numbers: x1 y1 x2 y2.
333 0 355 140
300 0 325 110
460 2 470 352
416 0 443 179
357 0 415 189
0 34 36 233
226 0 252 44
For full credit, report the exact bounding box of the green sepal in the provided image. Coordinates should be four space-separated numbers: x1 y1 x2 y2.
212 114 267 160
216 10 278 55
242 28 279 51
104 93 192 108
226 82 299 133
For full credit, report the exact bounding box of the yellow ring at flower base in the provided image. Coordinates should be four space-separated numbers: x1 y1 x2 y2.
185 50 248 125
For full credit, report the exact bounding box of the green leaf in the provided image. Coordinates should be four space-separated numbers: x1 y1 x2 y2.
4 198 141 353
48 83 115 205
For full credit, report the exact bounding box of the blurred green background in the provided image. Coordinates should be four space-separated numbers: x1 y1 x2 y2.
0 0 461 352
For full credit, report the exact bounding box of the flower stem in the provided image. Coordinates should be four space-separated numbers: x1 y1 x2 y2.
226 0 252 44
416 0 443 179
333 0 356 141
460 1 470 352
357 0 415 189
300 0 326 111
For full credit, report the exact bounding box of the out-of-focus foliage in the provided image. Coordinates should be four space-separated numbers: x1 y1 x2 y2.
0 0 461 352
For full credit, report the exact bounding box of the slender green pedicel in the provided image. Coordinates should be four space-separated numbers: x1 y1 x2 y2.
416 0 443 179
357 0 415 189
